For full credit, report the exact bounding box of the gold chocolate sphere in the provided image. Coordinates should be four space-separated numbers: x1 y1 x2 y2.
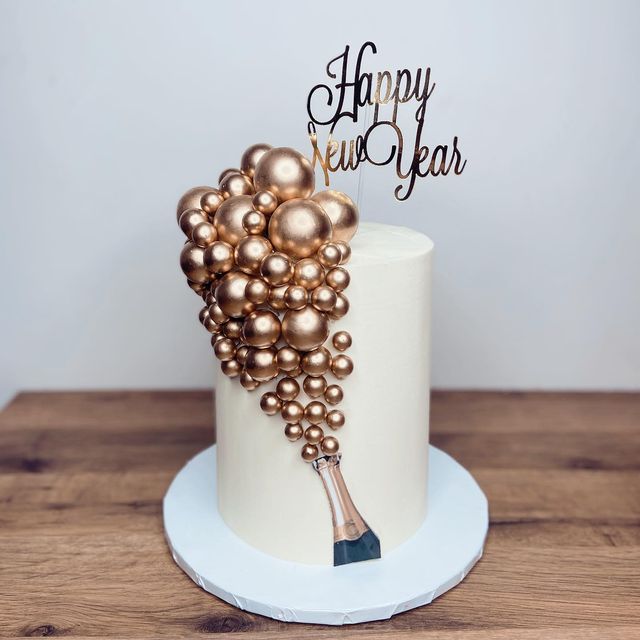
260 252 293 286
242 210 267 235
180 242 209 283
311 285 337 312
325 267 350 292
267 285 288 311
282 306 329 351
179 208 208 238
335 241 351 264
218 168 240 183
211 334 226 347
281 400 304 424
242 309 281 347
177 186 215 221
304 424 324 444
215 271 255 318
214 337 236 361
199 306 209 325
268 199 332 259
304 401 327 425
245 278 270 304
240 143 272 178
260 391 282 416
219 172 254 199
223 319 243 339
324 384 343 405
276 377 300 401
331 354 353 379
213 195 253 246
303 375 327 398
301 347 332 376
311 190 359 243
253 147 315 203
204 241 234 274
301 443 319 462
192 221 218 247
221 359 242 377
234 235 272 275
208 303 228 325
328 293 349 320
188 281 206 295
326 409 345 430
245 346 278 381
284 423 304 441
293 258 324 290
236 346 249 366
203 316 221 334
288 365 303 378
276 347 301 372
321 435 339 455
252 190 278 215
317 242 341 268
200 190 225 216
284 285 308 310
239 371 260 391
332 330 352 351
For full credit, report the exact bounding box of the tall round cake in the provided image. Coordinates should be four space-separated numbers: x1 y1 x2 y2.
216 221 433 565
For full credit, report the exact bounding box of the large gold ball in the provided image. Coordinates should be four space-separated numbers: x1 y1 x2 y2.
223 319 243 339
321 435 339 455
200 190 225 216
317 242 341 268
242 210 267 235
304 424 324 444
221 359 242 378
328 293 349 320
268 199 332 259
192 221 218 247
276 377 300 401
260 252 293 286
281 400 304 424
332 330 352 351
282 305 329 351
215 271 255 318
325 267 350 292
254 147 315 202
326 409 345 430
267 285 288 311
242 309 281 347
252 190 278 215
177 186 215 221
324 384 343 405
234 236 272 275
284 285 308 310
180 242 209 283
245 346 278 381
293 258 324 290
240 143 273 178
219 172 254 199
245 278 270 304
311 285 337 312
303 375 327 398
204 241 234 274
301 347 332 376
331 354 353 379
214 337 236 361
260 391 281 416
276 347 300 372
213 195 253 246
239 371 260 391
311 190 359 243
301 443 319 462
305 401 327 425
335 241 351 264
179 208 208 238
284 423 304 441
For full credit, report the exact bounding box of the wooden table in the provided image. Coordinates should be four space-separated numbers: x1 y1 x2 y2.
1 391 639 639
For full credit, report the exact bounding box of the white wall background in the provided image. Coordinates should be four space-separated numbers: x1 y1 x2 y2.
1 0 639 406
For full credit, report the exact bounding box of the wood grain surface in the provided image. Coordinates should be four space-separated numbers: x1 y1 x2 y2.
0 390 639 638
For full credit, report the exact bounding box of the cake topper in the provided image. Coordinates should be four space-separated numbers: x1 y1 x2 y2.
307 41 467 201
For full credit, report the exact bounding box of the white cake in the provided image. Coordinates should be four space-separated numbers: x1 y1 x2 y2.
216 222 433 565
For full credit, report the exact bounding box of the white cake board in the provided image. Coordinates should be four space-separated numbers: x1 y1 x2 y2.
163 445 488 625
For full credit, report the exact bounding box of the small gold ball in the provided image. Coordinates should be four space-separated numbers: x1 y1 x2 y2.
288 365 303 378
284 285 308 310
192 221 218 247
219 172 254 199
311 189 359 243
200 190 225 216
267 285 288 311
281 400 304 424
204 290 216 306
180 242 208 283
218 168 240 183
317 242 342 268
293 258 324 290
326 409 345 430
301 347 332 376
245 346 278 381
242 309 281 347
281 306 330 351
221 359 242 377
235 345 249 365
325 267 350 292
211 333 226 346
199 306 209 325
252 190 278 215
203 316 221 334
301 443 319 462
332 331 352 351
208 303 228 325
331 354 353 379
239 371 260 391
177 186 215 221
324 384 343 405
179 208 208 238
321 435 340 455
234 235 272 275
304 425 324 445
334 241 351 264
303 375 327 398
240 143 272 178
188 280 206 295
214 337 236 361
304 401 327 425
254 147 315 203
204 240 235 274
245 278 270 304
260 252 293 286
242 210 267 235
276 377 300 401
276 347 301 372
223 319 243 339
328 293 349 320
260 391 282 416
215 271 255 318
310 285 337 312
284 423 304 441
213 194 253 246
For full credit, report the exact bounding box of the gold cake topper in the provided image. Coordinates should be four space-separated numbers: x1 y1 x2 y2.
307 41 467 201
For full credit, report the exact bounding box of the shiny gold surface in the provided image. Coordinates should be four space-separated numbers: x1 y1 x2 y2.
213 195 253 246
304 401 327 425
311 190 359 243
301 347 332 376
221 359 242 377
311 285 337 312
234 236 272 275
317 242 341 268
304 425 324 445
191 221 217 247
332 330 352 351
281 400 304 424
293 258 324 290
320 435 339 455
177 186 215 221
200 190 225 216
239 371 260 391
252 189 278 215
301 443 319 462
219 172 254 199
284 285 308 310
240 143 272 178
335 241 351 264
242 309 281 347
253 147 315 202
208 303 228 325
331 354 353 379
328 292 349 319
223 319 243 339
324 384 343 405
260 391 282 415
281 305 329 351
180 242 208 283
276 377 300 401
326 409 345 430
267 284 288 311
179 208 208 238
325 267 350 292
244 278 270 304
260 252 293 286
284 423 304 441
213 337 236 362
242 210 267 235
303 375 327 398
215 271 254 318
246 347 278 382
204 241 235 274
276 347 300 372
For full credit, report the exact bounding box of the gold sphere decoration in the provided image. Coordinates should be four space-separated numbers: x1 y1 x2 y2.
203 316 221 334
324 384 343 405
211 333 226 346
267 285 288 311
304 401 327 425
252 190 278 215
301 347 332 376
284 285 308 310
179 208 208 238
281 305 329 351
326 409 345 430
325 267 350 292
234 235 272 275
268 199 332 259
213 195 253 246
317 242 342 268
245 346 278 381
245 278 270 304
276 347 301 372
328 293 349 320
335 241 351 264
331 354 354 379
204 241 234 274
301 443 319 462
332 330 352 351
304 425 324 444
281 400 304 424
180 242 209 283
235 345 249 365
239 371 260 391
219 172 254 199
260 252 293 286
199 306 209 325
311 189 359 243
242 210 267 235
218 168 240 183
260 391 282 416
288 365 303 378
215 271 255 318
204 290 216 306
253 147 315 203
192 221 218 247
200 190 225 216
311 285 337 312
240 143 273 178
293 258 324 290
221 359 242 378
276 377 300 401
177 186 215 221
242 309 281 347
303 375 327 398
188 281 206 295
208 303 228 325
223 319 243 339
321 435 340 455
284 423 304 442
214 337 236 361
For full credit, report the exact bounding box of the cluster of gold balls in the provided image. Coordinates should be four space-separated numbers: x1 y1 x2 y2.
177 144 358 463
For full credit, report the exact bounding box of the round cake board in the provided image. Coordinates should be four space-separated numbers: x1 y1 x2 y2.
163 445 488 626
